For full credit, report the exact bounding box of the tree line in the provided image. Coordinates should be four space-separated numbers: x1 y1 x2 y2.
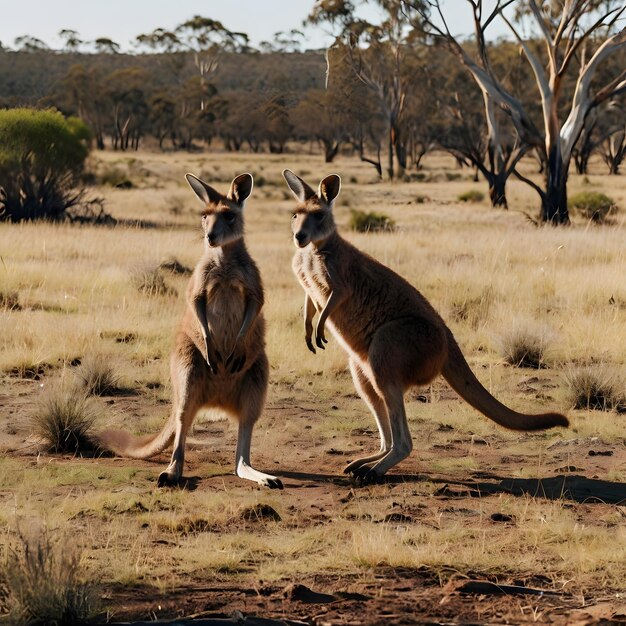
0 1 624 224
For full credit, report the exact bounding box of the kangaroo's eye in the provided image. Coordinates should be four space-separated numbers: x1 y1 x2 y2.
291 214 297 220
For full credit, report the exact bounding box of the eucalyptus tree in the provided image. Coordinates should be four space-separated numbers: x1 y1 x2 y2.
406 0 626 223
93 38 121 54
308 0 428 179
58 29 83 53
137 16 249 111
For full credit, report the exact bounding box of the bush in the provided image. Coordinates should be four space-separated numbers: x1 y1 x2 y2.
31 386 100 453
566 366 625 412
1 527 99 624
458 189 485 203
349 209 396 233
569 192 616 223
0 108 91 222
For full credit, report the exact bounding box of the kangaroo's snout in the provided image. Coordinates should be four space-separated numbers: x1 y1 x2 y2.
294 231 309 247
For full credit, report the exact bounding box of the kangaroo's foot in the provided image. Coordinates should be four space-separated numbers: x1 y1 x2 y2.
344 449 389 475
157 470 184 488
236 459 284 490
348 461 385 485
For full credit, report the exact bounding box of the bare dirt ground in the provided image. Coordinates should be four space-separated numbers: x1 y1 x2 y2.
3 379 626 625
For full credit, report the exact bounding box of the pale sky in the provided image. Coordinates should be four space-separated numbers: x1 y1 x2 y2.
0 0 510 52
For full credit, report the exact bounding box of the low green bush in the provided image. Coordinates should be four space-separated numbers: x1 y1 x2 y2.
458 189 485 203
569 191 616 223
349 209 396 233
0 108 91 221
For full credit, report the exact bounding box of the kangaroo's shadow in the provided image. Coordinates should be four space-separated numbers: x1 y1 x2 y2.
276 470 626 504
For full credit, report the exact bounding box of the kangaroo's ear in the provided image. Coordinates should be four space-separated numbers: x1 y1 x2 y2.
319 174 341 205
282 169 316 203
185 173 223 206
227 173 253 206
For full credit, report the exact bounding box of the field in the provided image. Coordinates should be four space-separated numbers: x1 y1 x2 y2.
1 150 625 625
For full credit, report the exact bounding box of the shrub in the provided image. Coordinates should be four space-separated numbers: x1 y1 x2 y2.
569 191 616 223
349 209 396 233
75 355 121 396
0 108 91 222
1 527 99 624
31 386 100 453
566 366 625 412
458 189 485 203
97 165 133 189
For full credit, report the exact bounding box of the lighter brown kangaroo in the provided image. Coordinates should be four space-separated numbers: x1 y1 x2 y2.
283 169 568 483
98 173 282 489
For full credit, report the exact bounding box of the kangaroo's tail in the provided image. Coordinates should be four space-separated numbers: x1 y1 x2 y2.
441 329 568 431
97 419 175 459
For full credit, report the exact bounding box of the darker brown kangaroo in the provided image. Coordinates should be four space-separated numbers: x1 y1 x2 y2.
283 169 568 484
98 173 282 489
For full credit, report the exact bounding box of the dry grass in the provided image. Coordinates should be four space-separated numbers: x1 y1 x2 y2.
1 150 625 618
31 385 101 453
566 365 626 412
75 355 122 396
0 526 99 624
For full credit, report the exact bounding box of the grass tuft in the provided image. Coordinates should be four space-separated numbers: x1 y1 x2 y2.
31 386 101 453
565 366 626 412
130 264 176 297
500 326 549 369
0 527 99 625
349 209 396 233
75 355 121 396
0 289 20 310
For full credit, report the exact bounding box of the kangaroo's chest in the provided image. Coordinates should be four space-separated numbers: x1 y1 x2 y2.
204 276 246 346
295 252 332 309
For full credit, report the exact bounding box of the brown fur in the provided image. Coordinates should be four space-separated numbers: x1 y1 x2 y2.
283 169 568 483
97 173 282 489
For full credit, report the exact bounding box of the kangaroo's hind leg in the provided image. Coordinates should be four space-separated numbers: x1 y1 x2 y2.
344 358 392 475
158 339 205 487
233 354 283 489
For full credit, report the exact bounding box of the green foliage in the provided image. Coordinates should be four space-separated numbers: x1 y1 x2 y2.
0 108 90 222
569 192 616 223
349 209 396 233
457 189 485 203
1 527 99 624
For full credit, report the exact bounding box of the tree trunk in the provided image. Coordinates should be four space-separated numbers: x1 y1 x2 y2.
541 149 570 224
488 172 508 209
323 139 341 163
387 125 394 180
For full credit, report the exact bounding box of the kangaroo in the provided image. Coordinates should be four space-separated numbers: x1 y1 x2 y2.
98 173 283 489
282 169 568 483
